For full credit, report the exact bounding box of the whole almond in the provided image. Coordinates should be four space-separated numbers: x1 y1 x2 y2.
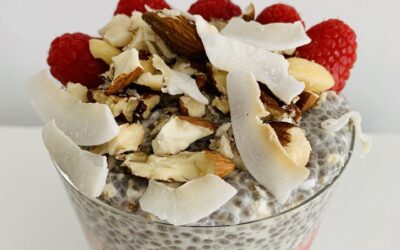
142 12 205 59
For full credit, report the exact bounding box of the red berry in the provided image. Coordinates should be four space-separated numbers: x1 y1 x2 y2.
296 19 357 92
114 0 171 16
47 33 108 89
188 0 242 21
256 4 304 27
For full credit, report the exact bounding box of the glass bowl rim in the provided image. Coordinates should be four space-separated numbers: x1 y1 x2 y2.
55 127 355 228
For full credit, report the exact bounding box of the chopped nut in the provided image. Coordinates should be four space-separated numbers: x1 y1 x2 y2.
92 90 139 120
140 59 156 73
195 74 208 91
210 135 234 159
92 123 145 156
123 150 235 182
179 96 206 117
270 122 311 168
99 14 133 47
106 49 144 95
242 3 255 21
136 73 163 91
216 123 232 137
106 67 144 95
66 83 88 103
212 96 230 114
211 67 228 95
89 39 121 65
152 116 215 156
177 116 216 131
259 84 301 123
296 91 320 112
142 94 160 119
127 12 177 60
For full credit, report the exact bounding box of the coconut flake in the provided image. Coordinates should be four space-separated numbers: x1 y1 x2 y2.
221 18 310 52
227 71 310 204
195 16 304 104
152 55 208 104
28 71 119 146
42 120 108 198
321 111 372 157
139 174 237 226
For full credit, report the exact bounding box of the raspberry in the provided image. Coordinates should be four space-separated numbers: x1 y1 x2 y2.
47 33 108 89
296 19 357 92
256 4 304 27
114 0 171 16
188 0 242 21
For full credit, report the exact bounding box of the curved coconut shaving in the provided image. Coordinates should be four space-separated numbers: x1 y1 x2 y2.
42 120 108 198
227 71 310 204
322 111 372 156
139 174 237 226
221 18 310 52
28 71 119 146
195 15 304 104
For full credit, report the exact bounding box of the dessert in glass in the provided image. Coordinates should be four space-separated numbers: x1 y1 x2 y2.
29 1 370 249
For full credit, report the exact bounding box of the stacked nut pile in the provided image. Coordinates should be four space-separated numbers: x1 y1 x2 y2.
65 9 335 187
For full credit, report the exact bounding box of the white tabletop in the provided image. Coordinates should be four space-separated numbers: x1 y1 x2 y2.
0 127 398 250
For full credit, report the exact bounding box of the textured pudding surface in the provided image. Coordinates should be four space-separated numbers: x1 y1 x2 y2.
99 91 353 226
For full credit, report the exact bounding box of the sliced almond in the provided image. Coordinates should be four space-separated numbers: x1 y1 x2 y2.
288 57 335 93
296 91 320 112
142 12 205 59
123 151 234 182
92 123 145 156
152 116 215 156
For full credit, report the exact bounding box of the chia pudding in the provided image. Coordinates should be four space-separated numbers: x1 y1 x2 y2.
30 1 368 250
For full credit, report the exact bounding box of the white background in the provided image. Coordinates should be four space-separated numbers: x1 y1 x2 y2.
0 0 399 132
